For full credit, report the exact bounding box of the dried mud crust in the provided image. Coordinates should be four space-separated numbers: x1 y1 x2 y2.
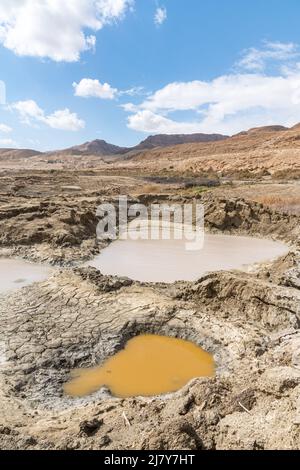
0 193 299 265
0 262 300 450
0 190 300 450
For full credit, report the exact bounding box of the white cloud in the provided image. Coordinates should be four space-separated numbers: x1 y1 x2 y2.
45 109 85 131
128 110 202 134
0 138 17 147
154 6 167 26
238 41 300 72
0 0 134 62
73 79 148 100
126 69 300 135
12 100 44 124
120 86 147 97
124 42 300 135
122 102 139 112
73 78 118 99
11 100 85 131
0 123 12 133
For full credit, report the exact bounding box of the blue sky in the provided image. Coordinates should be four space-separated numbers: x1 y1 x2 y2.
1 0 300 151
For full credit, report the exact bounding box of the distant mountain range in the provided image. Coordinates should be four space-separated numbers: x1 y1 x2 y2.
1 125 299 161
45 133 228 157
1 124 300 177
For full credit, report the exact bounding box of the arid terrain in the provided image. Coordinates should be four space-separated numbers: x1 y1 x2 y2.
0 127 300 450
2 124 300 180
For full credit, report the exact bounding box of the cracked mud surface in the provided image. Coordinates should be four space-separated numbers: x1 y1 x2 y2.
0 171 300 450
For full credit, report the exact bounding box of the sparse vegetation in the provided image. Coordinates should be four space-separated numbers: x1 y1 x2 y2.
190 186 209 196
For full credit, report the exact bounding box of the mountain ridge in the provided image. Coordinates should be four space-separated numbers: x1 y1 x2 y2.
1 124 300 161
45 132 229 157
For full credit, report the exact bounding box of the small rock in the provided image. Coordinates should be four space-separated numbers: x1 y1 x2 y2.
0 426 12 435
99 435 111 447
79 418 103 436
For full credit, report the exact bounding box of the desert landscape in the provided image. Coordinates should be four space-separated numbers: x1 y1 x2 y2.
1 0 300 455
0 127 299 450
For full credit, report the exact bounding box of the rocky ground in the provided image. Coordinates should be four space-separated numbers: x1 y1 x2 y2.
0 170 299 450
2 125 300 180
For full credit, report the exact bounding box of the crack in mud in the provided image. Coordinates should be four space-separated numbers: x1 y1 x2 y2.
0 192 299 449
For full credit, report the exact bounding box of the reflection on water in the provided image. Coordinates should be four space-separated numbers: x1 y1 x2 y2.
0 258 52 294
88 232 289 283
64 335 215 398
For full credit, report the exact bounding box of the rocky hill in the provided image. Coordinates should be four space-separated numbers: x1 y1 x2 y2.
113 124 300 178
0 148 41 161
44 133 228 157
131 133 228 151
49 139 127 157
1 124 300 177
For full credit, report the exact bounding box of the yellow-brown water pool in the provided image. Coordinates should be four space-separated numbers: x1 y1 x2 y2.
64 335 215 398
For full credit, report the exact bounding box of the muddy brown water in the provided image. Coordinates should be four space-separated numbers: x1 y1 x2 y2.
64 335 215 398
0 258 52 294
88 233 289 283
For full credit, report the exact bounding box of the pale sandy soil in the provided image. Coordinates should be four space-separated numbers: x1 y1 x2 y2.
0 170 299 450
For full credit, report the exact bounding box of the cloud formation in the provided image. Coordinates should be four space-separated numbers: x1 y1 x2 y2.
237 41 300 71
11 100 85 131
0 0 134 62
73 78 118 99
154 6 167 26
125 42 300 135
128 110 202 134
0 123 12 133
